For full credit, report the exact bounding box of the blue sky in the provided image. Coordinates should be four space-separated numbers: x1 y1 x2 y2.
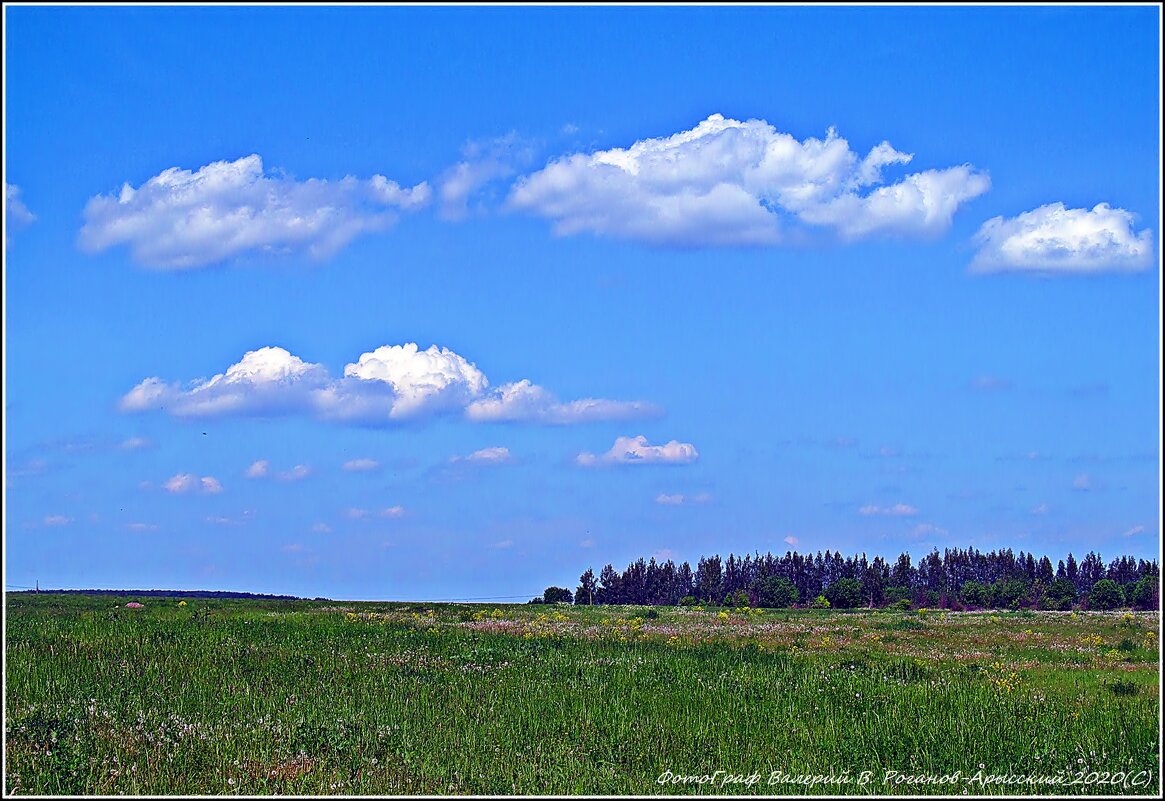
4 5 1160 600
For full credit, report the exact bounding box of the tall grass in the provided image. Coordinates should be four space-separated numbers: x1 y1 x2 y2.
4 595 1159 795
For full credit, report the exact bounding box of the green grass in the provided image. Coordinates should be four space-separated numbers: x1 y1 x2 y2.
4 595 1160 795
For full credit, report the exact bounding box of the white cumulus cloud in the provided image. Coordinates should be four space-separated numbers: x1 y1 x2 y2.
508 113 989 247
122 342 655 427
245 460 270 479
78 154 430 268
971 202 1152 274
577 435 699 466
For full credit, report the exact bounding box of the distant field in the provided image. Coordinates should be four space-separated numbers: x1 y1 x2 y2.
4 594 1160 795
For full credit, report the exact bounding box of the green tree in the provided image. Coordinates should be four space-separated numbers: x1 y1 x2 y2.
1043 577 1077 610
1129 575 1159 610
960 580 988 607
824 578 863 609
543 586 573 605
1088 579 1125 611
752 576 799 609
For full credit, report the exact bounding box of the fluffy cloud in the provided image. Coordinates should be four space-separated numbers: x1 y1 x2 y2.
1072 473 1092 491
971 202 1152 273
859 503 919 517
121 346 329 418
245 460 270 479
784 536 799 546
163 473 222 494
508 113 989 247
577 435 699 466
342 458 380 472
78 155 430 268
6 183 36 248
122 342 655 427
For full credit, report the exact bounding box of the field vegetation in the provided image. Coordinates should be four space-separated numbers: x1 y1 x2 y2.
4 594 1160 795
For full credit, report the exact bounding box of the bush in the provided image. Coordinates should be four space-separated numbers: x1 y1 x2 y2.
752 576 799 609
677 595 699 607
890 598 912 611
824 579 863 609
1089 579 1125 611
809 594 830 609
722 590 750 608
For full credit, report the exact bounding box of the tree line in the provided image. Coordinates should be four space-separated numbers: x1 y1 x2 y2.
534 547 1160 611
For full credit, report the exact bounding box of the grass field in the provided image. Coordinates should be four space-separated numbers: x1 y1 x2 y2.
4 594 1160 795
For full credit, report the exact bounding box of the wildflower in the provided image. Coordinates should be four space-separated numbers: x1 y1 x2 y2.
178 600 187 607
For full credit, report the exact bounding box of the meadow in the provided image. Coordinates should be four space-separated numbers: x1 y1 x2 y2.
4 594 1160 795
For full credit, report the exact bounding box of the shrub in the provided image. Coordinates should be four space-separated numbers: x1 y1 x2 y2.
890 598 912 611
809 595 830 609
677 596 699 607
1089 579 1125 611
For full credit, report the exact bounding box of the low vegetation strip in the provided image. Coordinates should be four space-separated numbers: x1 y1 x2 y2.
4 594 1159 795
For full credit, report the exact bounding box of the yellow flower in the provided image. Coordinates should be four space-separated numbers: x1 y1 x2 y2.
717 611 729 621
178 600 188 607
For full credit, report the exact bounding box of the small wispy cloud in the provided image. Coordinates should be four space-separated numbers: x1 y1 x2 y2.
491 538 514 549
163 473 222 494
245 460 270 479
127 522 159 532
1031 503 1049 515
451 446 513 464
1072 473 1092 491
654 492 713 506
342 458 380 472
312 522 333 534
783 536 799 546
1122 524 1146 538
43 515 72 527
971 375 1011 392
859 503 919 517
120 436 152 450
277 464 312 482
